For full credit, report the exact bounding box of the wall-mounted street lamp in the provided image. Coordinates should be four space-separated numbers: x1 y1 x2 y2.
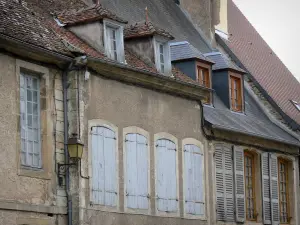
57 137 84 186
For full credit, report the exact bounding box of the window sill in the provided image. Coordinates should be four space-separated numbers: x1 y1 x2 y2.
18 167 51 180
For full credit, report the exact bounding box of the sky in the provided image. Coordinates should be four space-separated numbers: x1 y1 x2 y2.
233 0 300 82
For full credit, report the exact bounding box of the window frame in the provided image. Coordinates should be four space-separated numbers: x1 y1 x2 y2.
244 151 257 221
88 119 119 212
103 19 125 63
153 36 171 75
182 138 206 220
278 158 290 224
195 61 212 105
229 72 243 112
123 126 150 215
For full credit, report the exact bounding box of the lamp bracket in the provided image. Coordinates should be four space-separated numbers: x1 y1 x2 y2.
57 162 77 186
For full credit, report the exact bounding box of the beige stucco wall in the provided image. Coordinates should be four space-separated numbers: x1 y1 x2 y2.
215 0 228 34
0 53 67 224
73 72 210 225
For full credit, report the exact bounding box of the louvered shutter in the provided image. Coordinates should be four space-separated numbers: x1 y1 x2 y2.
184 144 205 216
234 146 245 222
270 154 280 225
224 145 235 221
125 133 148 209
156 139 177 212
91 127 117 206
262 152 272 224
215 144 225 220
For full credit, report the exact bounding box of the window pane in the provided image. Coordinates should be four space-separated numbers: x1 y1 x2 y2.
33 91 38 103
159 44 164 54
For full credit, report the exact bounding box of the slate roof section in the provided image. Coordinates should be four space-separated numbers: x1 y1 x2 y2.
125 21 174 40
227 0 300 125
99 0 212 53
204 52 245 73
170 41 214 63
204 91 300 146
56 3 128 26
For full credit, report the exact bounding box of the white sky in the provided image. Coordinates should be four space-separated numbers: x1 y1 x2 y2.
233 0 300 82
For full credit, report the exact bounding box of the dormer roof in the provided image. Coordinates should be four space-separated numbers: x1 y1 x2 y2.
56 3 128 26
124 21 174 40
170 41 214 64
204 52 245 73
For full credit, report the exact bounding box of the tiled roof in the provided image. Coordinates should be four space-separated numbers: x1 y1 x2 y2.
124 21 174 40
227 0 300 125
170 41 214 63
56 3 128 26
172 67 199 86
204 52 245 73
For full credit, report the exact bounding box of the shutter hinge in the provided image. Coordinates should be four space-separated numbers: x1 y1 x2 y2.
126 192 129 196
147 194 150 199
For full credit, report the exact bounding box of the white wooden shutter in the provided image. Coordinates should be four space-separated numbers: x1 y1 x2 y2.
184 144 205 216
270 154 280 225
262 152 272 224
234 146 245 222
156 139 177 213
91 126 117 206
215 144 225 220
125 133 148 209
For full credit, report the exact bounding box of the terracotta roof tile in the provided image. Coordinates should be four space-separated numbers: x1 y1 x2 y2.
57 3 127 26
172 67 199 86
124 21 174 40
227 0 300 125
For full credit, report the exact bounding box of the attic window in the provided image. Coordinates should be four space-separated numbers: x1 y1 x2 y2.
104 20 125 63
154 37 171 75
229 74 243 112
291 100 300 111
197 66 210 88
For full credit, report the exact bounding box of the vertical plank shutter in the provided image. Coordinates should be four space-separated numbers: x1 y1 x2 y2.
224 145 234 221
234 146 246 222
270 154 280 225
184 144 205 216
262 152 272 224
125 133 148 209
215 144 225 220
91 126 117 206
156 139 177 212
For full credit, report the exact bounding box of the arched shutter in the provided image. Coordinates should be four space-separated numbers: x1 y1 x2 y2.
262 152 272 224
91 126 117 206
184 144 205 216
125 133 148 209
156 139 177 212
234 146 245 222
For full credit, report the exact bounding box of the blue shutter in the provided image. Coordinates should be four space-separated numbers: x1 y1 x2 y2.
262 152 272 224
215 144 225 221
270 154 279 225
156 139 177 212
91 126 117 206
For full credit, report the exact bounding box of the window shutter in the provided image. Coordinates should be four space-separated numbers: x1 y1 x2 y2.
270 154 280 225
224 144 235 221
233 146 245 222
184 144 205 216
156 139 177 212
261 152 272 224
91 126 117 206
215 144 225 221
125 133 148 209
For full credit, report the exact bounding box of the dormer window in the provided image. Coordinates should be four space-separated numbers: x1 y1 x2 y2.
229 73 243 112
197 66 210 88
104 20 125 63
154 38 171 75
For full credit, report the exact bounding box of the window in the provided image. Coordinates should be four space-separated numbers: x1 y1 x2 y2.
125 133 149 210
278 159 290 223
156 138 177 213
184 144 205 216
91 126 117 206
197 66 210 88
244 152 256 220
215 144 245 222
20 73 41 168
229 75 243 112
104 20 125 63
155 40 171 74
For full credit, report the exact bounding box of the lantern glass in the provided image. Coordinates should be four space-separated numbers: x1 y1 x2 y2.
67 138 84 159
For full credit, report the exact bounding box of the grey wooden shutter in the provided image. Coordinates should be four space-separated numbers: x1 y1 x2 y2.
125 133 148 209
156 139 177 213
233 146 245 222
91 126 117 206
270 154 280 225
261 152 272 224
215 144 225 220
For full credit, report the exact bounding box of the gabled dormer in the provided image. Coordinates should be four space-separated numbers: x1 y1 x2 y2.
124 21 174 75
55 3 128 63
170 41 215 104
204 52 246 113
